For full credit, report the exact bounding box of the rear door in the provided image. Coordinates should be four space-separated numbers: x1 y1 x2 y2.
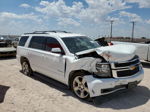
28 36 47 74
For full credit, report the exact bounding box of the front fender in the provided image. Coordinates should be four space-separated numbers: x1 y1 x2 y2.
65 57 101 85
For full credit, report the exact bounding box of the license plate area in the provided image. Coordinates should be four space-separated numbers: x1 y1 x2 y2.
127 81 137 89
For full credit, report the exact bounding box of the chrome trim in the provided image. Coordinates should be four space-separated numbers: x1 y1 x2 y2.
113 65 142 79
112 62 141 70
113 58 139 64
111 58 141 78
111 63 118 78
96 62 110 65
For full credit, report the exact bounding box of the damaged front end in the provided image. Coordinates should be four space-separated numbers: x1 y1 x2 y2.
69 44 144 97
72 51 113 78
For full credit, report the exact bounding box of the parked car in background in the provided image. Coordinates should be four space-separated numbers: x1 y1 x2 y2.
0 47 16 57
113 41 150 62
0 37 12 47
0 36 16 57
17 31 144 100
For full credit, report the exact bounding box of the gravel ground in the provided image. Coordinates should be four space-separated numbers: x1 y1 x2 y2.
0 58 149 112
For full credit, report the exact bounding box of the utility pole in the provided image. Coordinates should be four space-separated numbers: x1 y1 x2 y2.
131 21 135 42
110 20 114 42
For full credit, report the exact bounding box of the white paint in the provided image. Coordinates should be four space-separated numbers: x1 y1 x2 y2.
84 67 144 97
17 32 144 98
113 41 150 61
96 44 136 62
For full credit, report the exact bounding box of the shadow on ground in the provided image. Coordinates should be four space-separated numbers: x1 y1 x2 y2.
141 61 150 68
93 86 150 109
23 71 73 96
21 71 150 110
0 85 10 103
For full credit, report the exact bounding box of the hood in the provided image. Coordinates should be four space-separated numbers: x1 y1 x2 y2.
96 44 136 62
76 44 136 62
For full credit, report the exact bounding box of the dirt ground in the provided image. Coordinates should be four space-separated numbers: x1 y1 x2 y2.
0 58 149 112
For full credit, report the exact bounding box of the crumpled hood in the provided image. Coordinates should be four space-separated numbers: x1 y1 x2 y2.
96 44 136 62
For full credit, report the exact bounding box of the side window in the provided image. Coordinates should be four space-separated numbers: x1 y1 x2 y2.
29 36 46 50
18 36 29 46
45 37 64 53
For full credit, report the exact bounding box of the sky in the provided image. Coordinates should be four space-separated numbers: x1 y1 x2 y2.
0 0 150 38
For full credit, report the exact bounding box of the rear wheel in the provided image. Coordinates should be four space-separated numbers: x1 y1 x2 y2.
71 73 90 99
22 61 32 76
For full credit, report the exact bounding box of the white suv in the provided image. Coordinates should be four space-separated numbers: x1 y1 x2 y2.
17 31 144 100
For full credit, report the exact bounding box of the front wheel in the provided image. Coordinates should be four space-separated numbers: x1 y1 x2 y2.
71 73 90 99
22 61 32 76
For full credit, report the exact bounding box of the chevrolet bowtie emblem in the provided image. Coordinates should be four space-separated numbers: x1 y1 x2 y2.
130 66 136 70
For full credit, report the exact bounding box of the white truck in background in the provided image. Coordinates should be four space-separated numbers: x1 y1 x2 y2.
113 41 150 62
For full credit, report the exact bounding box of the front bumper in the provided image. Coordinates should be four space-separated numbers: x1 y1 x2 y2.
0 51 16 57
84 67 144 97
0 47 16 57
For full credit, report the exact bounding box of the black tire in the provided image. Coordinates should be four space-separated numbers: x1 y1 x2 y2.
70 72 90 100
21 60 33 76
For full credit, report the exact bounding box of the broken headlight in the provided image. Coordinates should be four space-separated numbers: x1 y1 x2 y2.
95 62 111 77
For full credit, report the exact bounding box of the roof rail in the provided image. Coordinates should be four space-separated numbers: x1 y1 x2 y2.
33 31 48 33
44 30 70 33
24 30 71 35
24 31 48 35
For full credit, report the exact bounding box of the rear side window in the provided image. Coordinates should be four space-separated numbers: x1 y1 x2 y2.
45 37 63 51
18 36 29 46
29 36 46 50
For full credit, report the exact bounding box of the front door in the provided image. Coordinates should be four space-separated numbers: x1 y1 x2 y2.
43 37 66 82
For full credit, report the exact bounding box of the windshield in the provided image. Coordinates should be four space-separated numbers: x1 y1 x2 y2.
62 36 100 54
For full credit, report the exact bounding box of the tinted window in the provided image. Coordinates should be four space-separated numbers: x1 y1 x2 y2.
45 37 63 52
29 36 46 50
18 36 29 46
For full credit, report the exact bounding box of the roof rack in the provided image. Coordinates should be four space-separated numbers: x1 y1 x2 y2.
24 32 48 35
24 30 71 35
48 30 70 33
33 31 48 34
39 30 70 33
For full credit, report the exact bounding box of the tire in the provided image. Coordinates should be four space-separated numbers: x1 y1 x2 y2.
70 72 90 100
22 60 33 76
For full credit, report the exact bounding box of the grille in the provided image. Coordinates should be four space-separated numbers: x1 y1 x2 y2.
113 56 140 77
117 66 139 77
115 59 139 68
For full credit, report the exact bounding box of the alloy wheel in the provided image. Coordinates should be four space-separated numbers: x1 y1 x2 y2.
73 76 89 99
22 62 30 75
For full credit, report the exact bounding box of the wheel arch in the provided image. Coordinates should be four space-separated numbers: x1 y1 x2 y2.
68 70 91 89
20 56 30 65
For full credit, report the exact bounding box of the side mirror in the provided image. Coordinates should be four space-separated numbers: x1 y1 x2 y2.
51 48 62 54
